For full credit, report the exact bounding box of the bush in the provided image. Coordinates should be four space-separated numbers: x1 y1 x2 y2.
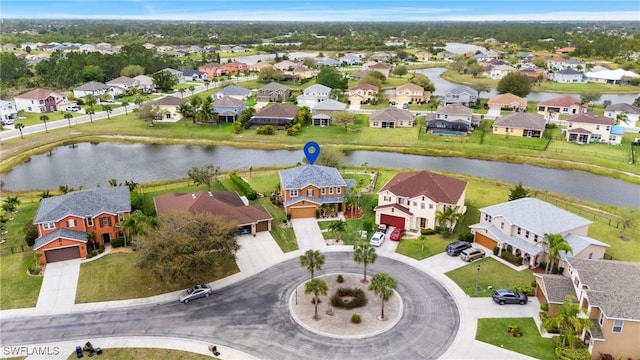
28 264 42 275
514 284 534 296
493 246 500 255
111 237 125 248
286 123 302 136
351 314 361 324
434 226 445 234
23 223 38 247
540 303 549 312
336 274 344 283
458 232 474 242
362 220 373 232
421 228 436 236
256 125 275 135
555 344 590 360
599 353 615 360
545 123 557 129
87 249 98 258
331 287 368 309
98 246 105 254
500 251 523 265
229 173 258 200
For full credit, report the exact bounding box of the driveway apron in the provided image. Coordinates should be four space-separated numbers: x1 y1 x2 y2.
36 259 81 312
291 219 326 251
235 232 285 274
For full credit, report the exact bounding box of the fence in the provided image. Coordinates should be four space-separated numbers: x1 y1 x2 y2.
0 244 29 255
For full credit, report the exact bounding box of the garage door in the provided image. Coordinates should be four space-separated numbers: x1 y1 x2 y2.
380 214 405 230
45 246 80 263
256 221 269 232
290 207 317 219
474 233 497 250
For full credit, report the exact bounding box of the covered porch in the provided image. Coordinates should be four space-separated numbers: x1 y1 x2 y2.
471 224 545 268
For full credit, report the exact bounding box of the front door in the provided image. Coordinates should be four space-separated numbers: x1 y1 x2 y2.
101 233 111 245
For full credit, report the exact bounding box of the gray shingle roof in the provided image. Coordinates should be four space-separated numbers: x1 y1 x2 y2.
556 68 583 75
370 107 414 122
34 187 131 224
436 104 473 115
304 84 331 94
279 165 347 190
446 85 478 96
216 85 251 97
559 234 610 260
214 96 244 107
494 113 546 131
480 198 592 235
33 228 88 250
74 81 109 91
605 103 640 114
569 259 640 320
536 274 575 304
260 82 290 91
312 99 347 111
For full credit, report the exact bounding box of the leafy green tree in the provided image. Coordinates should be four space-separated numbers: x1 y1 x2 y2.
64 113 73 128
409 73 435 92
121 101 130 115
299 249 325 280
316 66 347 90
508 181 530 201
153 70 178 92
580 91 602 110
137 103 159 126
367 70 386 82
136 211 240 284
616 206 637 239
359 75 382 89
187 164 220 190
39 115 49 133
634 96 640 107
541 295 592 347
14 123 25 139
369 272 397 320
23 223 38 247
237 107 255 128
393 65 408 78
134 95 144 107
102 104 113 119
120 65 145 77
295 106 311 125
100 93 113 103
304 278 329 320
178 103 194 123
497 72 532 97
258 67 283 82
467 63 486 77
0 52 31 87
82 65 105 82
354 243 377 283
328 220 347 241
332 111 355 132
2 196 20 214
544 234 572 274
314 146 344 168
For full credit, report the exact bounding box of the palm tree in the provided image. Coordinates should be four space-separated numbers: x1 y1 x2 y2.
179 88 185 99
177 103 193 123
118 209 156 247
134 95 144 107
64 113 73 128
369 272 397 320
354 243 377 283
102 104 113 119
304 278 328 320
121 101 130 115
541 295 592 347
327 219 347 241
39 115 49 132
189 95 203 123
188 85 196 96
85 94 97 109
436 206 463 233
14 122 25 139
87 231 97 250
86 108 95 123
100 93 112 103
204 79 210 90
299 249 325 280
545 233 572 274
196 97 217 124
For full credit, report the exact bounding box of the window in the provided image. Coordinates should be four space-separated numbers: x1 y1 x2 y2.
534 235 538 242
500 222 504 230
484 214 492 222
307 189 314 197
337 187 341 194
605 126 610 131
399 198 406 205
421 203 425 209
321 188 326 195
66 219 76 227
290 189 298 197
43 222 55 230
87 218 94 227
595 125 600 130
412 201 417 207
592 134 601 142
517 227 521 235
568 122 572 128
329 187 334 195
373 122 379 127
588 252 593 259
525 231 530 239
609 135 617 142
612 320 623 333
599 312 604 327
429 204 433 209
100 217 111 226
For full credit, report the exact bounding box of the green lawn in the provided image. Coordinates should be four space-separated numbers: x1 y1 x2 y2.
66 348 217 360
445 257 534 297
476 318 556 360
75 252 239 303
395 235 451 260
0 252 43 309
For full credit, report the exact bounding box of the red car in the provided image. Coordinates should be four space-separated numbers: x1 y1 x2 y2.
389 228 404 241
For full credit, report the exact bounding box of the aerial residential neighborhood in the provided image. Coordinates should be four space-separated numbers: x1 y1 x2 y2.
0 7 639 360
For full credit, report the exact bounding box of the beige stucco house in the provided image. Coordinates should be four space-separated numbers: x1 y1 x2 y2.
153 96 186 121
492 113 546 138
391 83 430 105
566 113 623 145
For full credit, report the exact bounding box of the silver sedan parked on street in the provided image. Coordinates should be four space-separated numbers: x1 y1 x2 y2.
179 284 212 303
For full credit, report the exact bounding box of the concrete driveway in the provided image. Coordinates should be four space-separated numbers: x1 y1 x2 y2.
235 232 285 274
36 259 81 313
291 219 326 251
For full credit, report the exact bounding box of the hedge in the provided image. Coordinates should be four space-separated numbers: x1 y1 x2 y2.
230 173 258 200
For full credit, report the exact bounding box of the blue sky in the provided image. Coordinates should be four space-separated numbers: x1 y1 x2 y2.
2 1 639 21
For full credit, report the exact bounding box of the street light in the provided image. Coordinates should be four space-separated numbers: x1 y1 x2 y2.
475 265 481 296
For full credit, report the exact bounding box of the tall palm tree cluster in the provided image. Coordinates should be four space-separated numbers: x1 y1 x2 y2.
177 94 218 124
435 205 463 233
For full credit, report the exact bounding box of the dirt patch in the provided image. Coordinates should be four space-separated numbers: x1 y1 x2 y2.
110 247 134 254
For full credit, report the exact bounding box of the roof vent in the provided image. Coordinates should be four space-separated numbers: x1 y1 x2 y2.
191 194 196 199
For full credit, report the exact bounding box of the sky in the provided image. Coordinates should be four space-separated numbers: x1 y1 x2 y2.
1 0 639 22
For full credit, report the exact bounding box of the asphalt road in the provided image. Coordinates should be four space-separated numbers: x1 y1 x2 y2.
0 253 460 359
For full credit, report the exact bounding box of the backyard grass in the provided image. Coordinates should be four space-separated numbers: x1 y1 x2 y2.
65 348 216 360
445 257 534 297
476 317 556 360
75 252 239 303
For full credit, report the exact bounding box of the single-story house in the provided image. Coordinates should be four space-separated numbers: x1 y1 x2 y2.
493 113 546 138
247 103 298 128
487 93 527 114
311 99 347 126
183 69 208 81
369 107 415 128
214 85 251 101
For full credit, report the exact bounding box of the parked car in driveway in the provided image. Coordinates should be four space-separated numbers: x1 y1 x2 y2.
179 284 212 303
459 247 485 262
446 241 472 256
370 232 385 247
389 228 404 241
65 105 81 112
492 289 528 305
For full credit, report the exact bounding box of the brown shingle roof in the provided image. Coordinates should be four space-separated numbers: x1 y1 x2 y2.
254 103 298 118
378 171 467 205
349 84 379 91
214 96 244 107
536 274 575 304
539 96 582 107
568 112 614 125
154 96 185 106
15 88 59 100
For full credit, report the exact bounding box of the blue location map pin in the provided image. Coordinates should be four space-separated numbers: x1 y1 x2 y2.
304 141 320 165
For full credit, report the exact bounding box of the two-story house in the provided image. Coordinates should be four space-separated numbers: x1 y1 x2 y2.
534 259 640 360
391 83 430 105
153 96 186 121
348 84 378 105
488 64 517 80
537 96 586 121
443 85 478 107
279 165 354 219
604 103 640 128
106 76 139 91
553 68 586 83
470 198 609 269
426 104 480 135
565 113 623 145
32 187 131 264
214 96 247 123
0 100 18 122
223 61 249 75
374 171 467 231
14 88 68 113
297 84 332 108
198 62 227 78
257 82 291 102
157 68 185 83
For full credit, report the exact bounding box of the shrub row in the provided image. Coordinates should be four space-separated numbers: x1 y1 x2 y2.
111 237 125 248
230 173 258 200
500 251 523 266
330 287 368 309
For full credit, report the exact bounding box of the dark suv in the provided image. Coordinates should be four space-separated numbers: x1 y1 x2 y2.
446 241 472 256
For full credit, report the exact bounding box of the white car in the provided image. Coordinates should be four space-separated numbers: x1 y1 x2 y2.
65 105 81 112
370 232 385 247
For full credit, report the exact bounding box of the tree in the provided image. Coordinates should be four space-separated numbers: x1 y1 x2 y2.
450 57 466 73
134 95 144 107
136 211 240 284
86 108 95 123
328 220 347 241
153 70 178 92
120 65 145 77
471 82 491 99
314 146 344 168
304 278 328 320
121 101 130 115
616 206 637 239
64 113 73 128
408 73 435 92
258 67 283 82
179 89 185 99
435 206 463 233
14 123 25 139
82 65 104 82
496 72 532 97
508 181 530 201
85 94 98 109
204 79 210 90
102 104 113 119
541 295 592 347
187 164 220 190
39 115 49 133
2 196 21 214
332 111 355 132
118 209 156 247
580 91 602 110
299 249 325 280
188 85 196 96
359 75 382 89
295 106 311 126
466 63 485 77
178 103 194 123
544 233 572 274
100 93 113 103
316 66 347 90
195 97 217 124
369 272 397 320
354 243 377 283
393 65 408 78
634 96 640 107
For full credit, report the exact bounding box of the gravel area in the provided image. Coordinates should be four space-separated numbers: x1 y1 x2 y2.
289 273 403 339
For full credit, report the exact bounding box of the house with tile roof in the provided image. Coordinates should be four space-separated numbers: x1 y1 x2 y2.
223 61 249 75
534 259 640 360
154 191 272 235
279 165 354 219
339 54 362 66
443 85 478 107
469 198 609 269
536 96 586 120
153 96 186 121
493 113 546 138
198 62 227 78
566 112 622 145
369 107 415 128
14 88 68 113
33 187 131 264
247 103 297 128
310 99 347 126
426 104 480 135
250 61 274 72
604 103 640 128
214 85 251 101
487 93 527 118
365 62 392 77
257 82 291 102
374 171 467 231
213 96 246 123
133 75 154 91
